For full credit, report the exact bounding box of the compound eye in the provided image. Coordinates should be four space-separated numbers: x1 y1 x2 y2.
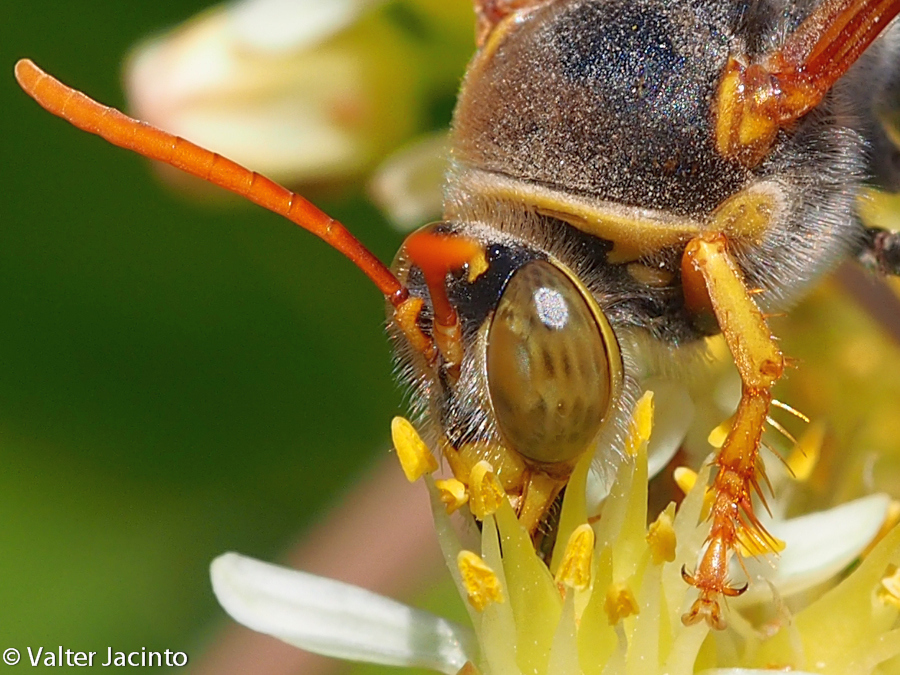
486 260 617 465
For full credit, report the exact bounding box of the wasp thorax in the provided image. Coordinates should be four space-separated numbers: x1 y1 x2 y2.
486 260 614 464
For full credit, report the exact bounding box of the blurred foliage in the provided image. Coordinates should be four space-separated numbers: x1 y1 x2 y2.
3 2 900 675
0 0 457 669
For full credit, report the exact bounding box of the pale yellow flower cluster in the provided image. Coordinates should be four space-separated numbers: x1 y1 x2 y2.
214 393 900 675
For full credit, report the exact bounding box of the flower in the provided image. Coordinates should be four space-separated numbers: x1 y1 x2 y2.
210 393 900 675
123 0 472 189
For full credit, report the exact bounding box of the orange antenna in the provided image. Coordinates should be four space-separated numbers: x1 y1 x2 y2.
14 59 408 306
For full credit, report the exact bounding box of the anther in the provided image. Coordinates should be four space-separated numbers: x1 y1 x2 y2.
554 524 594 590
647 508 677 565
435 478 469 514
391 417 438 482
457 550 504 611
604 582 639 625
624 391 654 457
469 461 506 519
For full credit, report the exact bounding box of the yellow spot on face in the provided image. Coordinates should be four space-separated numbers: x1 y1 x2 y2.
466 248 489 283
604 582 639 625
625 391 654 457
469 461 506 519
878 564 900 609
787 421 824 482
457 550 504 611
554 524 594 590
647 508 677 565
435 478 469 514
391 417 438 482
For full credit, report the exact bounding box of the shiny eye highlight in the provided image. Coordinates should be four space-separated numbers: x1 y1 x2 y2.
486 260 619 465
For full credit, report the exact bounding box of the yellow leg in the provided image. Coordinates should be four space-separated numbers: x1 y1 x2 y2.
680 233 785 629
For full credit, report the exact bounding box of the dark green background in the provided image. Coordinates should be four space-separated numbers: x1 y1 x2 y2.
0 1 422 668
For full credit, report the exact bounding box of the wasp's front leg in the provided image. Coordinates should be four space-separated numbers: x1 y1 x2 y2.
679 233 786 630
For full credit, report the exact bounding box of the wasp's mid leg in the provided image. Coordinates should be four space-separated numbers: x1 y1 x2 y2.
858 226 900 276
680 233 786 630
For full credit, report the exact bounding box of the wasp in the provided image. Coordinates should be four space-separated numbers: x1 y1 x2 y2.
15 0 900 630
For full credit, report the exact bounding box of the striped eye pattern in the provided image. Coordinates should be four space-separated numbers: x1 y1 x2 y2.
486 260 616 465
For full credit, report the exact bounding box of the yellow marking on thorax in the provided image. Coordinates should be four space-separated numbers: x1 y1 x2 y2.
459 170 785 263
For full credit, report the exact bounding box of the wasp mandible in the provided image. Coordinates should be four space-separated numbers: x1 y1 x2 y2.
15 0 900 629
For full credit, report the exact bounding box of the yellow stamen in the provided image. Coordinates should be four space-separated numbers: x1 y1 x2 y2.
674 466 698 495
457 550 504 611
554 524 594 590
707 415 733 449
391 416 438 482
604 582 639 624
674 466 716 519
435 478 469 514
469 461 506 519
625 391 654 457
786 421 824 482
466 249 489 283
878 564 900 609
647 506 677 564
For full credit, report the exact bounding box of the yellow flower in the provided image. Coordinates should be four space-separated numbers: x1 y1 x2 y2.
211 393 900 675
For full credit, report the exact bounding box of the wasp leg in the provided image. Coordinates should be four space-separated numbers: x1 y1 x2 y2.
473 0 548 45
715 0 900 166
858 226 900 276
680 233 786 630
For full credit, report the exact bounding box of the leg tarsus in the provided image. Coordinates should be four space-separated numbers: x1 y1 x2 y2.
681 234 786 629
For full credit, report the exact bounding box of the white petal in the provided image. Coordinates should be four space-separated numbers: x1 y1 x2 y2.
229 0 386 53
369 132 449 231
644 378 695 480
125 3 391 183
211 552 476 674
736 493 891 604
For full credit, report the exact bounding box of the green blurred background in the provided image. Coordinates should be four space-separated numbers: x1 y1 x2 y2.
0 1 454 669
3 2 900 674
